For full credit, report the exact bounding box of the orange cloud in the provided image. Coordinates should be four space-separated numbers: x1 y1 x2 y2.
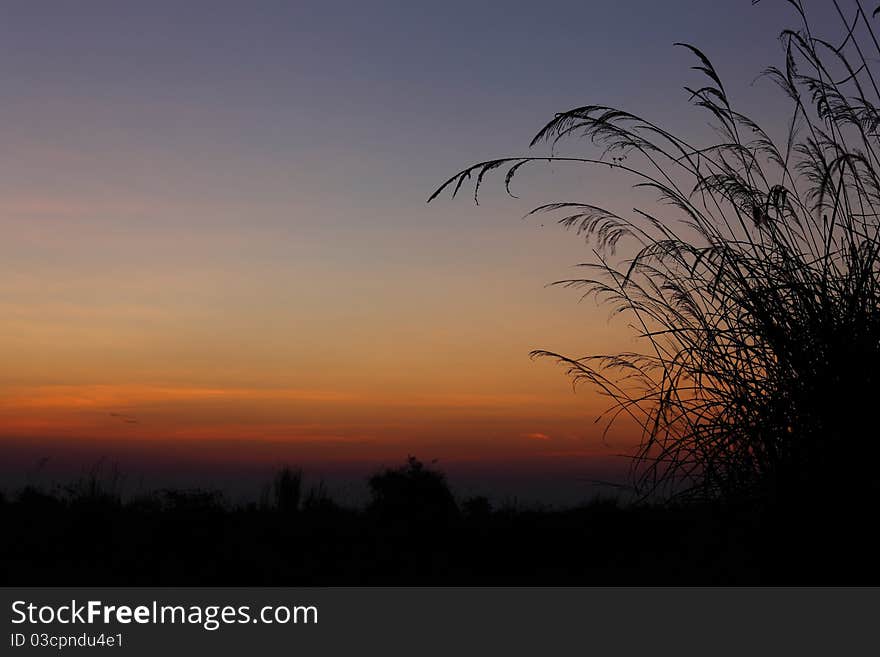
0 384 358 410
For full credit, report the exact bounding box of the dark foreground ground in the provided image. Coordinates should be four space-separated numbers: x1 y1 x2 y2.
1 460 876 585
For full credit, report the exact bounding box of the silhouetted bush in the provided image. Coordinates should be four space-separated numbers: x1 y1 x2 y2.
368 457 459 525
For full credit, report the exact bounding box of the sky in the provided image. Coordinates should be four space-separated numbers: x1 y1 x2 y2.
0 1 845 502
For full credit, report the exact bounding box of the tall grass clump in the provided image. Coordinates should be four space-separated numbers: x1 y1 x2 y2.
264 467 303 514
430 0 880 508
64 460 124 509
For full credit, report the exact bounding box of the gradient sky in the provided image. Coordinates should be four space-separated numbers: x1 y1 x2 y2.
0 1 842 501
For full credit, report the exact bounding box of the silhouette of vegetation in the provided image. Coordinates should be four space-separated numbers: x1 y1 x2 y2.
431 0 880 510
3 459 876 584
264 466 303 514
302 480 336 514
7 1 880 587
461 495 492 520
368 456 459 525
63 460 124 511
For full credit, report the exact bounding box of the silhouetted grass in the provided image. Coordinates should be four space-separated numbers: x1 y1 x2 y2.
264 466 303 514
63 460 124 510
431 0 880 509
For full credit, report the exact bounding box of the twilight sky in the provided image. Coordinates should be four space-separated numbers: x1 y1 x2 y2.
0 1 841 500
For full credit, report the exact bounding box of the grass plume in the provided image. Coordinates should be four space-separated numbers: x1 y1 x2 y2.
431 0 880 507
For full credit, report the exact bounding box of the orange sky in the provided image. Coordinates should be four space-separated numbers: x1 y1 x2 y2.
0 1 804 499
0 182 643 474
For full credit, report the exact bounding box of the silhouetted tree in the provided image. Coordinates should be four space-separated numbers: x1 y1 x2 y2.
368 457 459 524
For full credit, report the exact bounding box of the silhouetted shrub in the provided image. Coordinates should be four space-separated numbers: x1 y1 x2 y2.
368 457 459 525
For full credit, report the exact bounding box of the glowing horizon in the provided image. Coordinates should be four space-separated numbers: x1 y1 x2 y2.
0 1 825 496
